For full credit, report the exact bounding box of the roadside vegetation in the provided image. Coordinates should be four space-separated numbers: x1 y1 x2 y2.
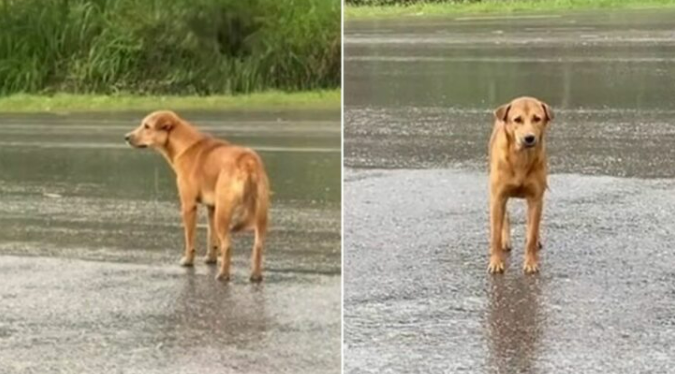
0 90 340 113
346 0 675 19
0 0 340 97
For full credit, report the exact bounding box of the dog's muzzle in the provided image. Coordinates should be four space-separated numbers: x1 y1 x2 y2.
124 134 146 148
522 134 537 148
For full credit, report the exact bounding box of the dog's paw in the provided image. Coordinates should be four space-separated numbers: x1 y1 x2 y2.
179 256 194 267
249 273 263 283
523 260 539 274
487 257 505 274
215 271 230 282
202 255 218 265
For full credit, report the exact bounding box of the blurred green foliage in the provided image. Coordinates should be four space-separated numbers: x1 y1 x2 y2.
0 0 341 95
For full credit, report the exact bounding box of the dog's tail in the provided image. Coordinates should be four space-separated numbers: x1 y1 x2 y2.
231 151 270 233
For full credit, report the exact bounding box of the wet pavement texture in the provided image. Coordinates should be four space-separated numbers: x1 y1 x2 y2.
344 10 675 374
0 110 341 373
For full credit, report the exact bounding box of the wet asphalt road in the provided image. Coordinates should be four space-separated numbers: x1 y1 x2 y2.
344 10 675 373
0 110 341 373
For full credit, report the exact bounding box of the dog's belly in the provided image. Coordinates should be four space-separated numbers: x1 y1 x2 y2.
197 192 244 226
509 187 528 198
198 191 216 206
505 184 532 198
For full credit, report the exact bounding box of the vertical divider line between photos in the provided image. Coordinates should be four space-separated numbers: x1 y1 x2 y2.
340 0 345 372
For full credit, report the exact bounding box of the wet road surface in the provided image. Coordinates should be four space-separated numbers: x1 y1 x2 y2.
0 110 341 373
344 10 675 373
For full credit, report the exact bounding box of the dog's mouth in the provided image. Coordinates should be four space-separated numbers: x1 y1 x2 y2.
126 141 147 149
522 142 537 149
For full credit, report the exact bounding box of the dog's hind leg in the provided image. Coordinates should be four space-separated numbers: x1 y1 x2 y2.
214 202 234 281
204 206 219 264
214 175 243 281
501 210 512 252
250 212 267 283
240 155 269 283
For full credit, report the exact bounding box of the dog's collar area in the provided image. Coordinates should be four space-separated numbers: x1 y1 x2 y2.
163 127 173 148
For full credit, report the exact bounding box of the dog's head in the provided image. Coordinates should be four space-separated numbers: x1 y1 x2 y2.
494 97 553 150
125 110 180 149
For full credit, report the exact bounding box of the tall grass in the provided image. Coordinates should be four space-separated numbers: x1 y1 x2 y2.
0 0 340 95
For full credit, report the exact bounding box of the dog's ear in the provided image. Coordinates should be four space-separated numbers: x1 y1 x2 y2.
156 115 176 131
494 103 511 122
160 120 174 131
540 101 554 122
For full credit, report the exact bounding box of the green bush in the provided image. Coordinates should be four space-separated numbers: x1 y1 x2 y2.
0 0 340 95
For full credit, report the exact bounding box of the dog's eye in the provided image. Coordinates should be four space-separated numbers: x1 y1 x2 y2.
513 117 523 124
532 116 541 123
143 124 150 129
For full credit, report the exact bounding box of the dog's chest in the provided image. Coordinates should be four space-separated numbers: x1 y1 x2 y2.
511 170 530 188
498 154 546 197
504 171 544 198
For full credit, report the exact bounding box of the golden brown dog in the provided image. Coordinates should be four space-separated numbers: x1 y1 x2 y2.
488 97 553 274
125 110 270 282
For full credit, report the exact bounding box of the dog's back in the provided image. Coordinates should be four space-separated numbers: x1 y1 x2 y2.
185 136 269 233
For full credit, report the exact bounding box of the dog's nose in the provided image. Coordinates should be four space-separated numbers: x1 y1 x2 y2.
124 134 131 142
523 135 536 146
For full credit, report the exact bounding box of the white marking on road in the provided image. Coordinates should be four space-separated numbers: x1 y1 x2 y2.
0 141 340 153
455 14 563 21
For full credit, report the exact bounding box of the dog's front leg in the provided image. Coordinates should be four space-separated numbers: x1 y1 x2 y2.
179 200 198 267
524 196 543 274
501 210 512 252
488 191 507 273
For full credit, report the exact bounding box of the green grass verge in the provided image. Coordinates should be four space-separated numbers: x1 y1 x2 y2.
346 0 675 19
0 90 341 113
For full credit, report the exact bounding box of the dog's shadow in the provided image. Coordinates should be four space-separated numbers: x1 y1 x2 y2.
486 275 544 374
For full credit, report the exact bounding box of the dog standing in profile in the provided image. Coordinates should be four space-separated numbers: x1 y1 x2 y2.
488 97 553 274
125 110 270 282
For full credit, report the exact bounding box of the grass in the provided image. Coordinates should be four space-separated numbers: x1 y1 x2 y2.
0 90 341 113
0 0 340 95
345 0 675 19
